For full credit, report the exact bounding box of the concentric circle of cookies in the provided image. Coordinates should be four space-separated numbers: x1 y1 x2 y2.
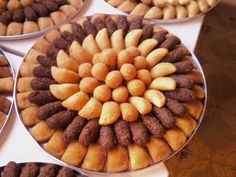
0 49 14 132
15 14 206 173
0 161 86 176
0 0 85 37
104 0 219 21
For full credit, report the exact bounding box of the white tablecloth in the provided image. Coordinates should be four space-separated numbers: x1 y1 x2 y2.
0 0 204 176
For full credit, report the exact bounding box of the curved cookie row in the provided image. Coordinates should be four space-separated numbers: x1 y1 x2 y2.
105 0 218 20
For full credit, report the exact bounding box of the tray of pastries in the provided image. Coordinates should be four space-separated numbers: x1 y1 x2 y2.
0 48 14 133
104 0 220 23
0 161 87 176
0 0 87 40
15 14 207 174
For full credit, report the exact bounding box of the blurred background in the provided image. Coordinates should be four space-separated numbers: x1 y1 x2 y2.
165 0 236 176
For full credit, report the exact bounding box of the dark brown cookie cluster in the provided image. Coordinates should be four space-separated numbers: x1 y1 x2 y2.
0 0 67 25
0 161 85 177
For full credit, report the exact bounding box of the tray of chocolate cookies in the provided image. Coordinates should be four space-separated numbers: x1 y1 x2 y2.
14 14 207 175
0 161 87 177
0 0 87 40
104 0 220 23
0 48 14 133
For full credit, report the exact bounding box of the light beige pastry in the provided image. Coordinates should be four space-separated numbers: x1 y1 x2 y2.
50 84 80 100
17 77 34 93
164 128 187 150
16 91 34 109
79 97 102 119
0 77 14 93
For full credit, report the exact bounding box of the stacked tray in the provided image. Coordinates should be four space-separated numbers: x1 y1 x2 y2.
0 0 87 40
14 14 207 175
0 49 14 133
104 0 220 23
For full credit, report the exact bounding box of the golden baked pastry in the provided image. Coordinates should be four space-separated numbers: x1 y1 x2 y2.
105 0 219 20
0 0 85 37
16 14 206 173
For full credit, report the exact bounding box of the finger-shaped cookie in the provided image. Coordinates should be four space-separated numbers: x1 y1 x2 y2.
16 91 34 109
25 48 45 63
0 66 11 78
197 0 209 12
17 77 34 93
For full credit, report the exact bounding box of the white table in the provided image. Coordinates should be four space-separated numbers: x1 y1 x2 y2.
0 0 204 177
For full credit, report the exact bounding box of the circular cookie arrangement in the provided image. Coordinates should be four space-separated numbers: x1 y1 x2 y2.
0 0 85 37
0 161 86 177
105 0 219 21
15 14 206 173
0 49 14 132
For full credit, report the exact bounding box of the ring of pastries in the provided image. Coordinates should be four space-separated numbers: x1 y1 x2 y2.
0 161 86 177
0 52 14 130
16 14 206 173
104 0 219 21
0 0 85 37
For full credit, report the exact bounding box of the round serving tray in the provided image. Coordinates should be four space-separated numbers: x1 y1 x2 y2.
0 0 88 41
0 48 15 134
14 14 207 176
0 161 87 177
104 0 220 24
